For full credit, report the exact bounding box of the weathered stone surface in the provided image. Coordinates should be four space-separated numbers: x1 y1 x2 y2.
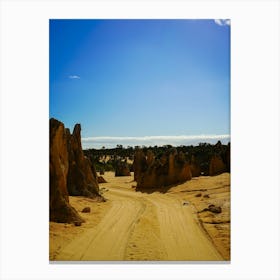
49 118 84 223
209 155 227 176
190 155 201 177
201 204 222 214
146 149 155 166
186 141 230 176
133 149 147 182
67 124 102 199
98 176 107 183
134 148 192 189
208 205 222 214
115 161 131 176
82 207 91 213
50 118 105 223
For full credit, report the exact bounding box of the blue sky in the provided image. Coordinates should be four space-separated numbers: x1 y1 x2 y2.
50 19 230 148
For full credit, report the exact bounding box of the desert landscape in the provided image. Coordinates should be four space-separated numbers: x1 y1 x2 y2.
50 172 230 261
49 19 230 262
49 118 230 261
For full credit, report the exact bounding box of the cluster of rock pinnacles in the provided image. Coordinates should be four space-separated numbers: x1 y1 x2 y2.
133 144 230 189
50 118 103 224
50 118 230 223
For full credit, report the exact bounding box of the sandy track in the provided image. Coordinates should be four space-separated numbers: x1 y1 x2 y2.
54 173 224 261
56 199 143 260
145 194 222 260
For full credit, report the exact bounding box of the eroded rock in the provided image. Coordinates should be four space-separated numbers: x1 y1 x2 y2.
67 124 102 199
208 205 222 213
115 161 131 176
209 155 227 176
134 148 192 189
50 118 104 223
190 155 201 177
201 204 222 214
82 207 91 213
49 118 84 223
98 176 107 183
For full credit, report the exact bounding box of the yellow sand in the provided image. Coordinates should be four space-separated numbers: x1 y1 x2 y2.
50 172 230 261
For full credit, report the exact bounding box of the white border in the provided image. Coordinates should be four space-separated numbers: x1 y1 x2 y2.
0 0 279 279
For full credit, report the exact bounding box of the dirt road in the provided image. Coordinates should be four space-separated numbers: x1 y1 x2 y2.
55 173 224 261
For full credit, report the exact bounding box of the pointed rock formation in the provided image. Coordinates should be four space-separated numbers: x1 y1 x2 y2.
133 149 147 182
98 176 107 183
67 124 103 200
209 155 227 176
190 155 201 177
50 118 104 223
210 141 230 175
115 160 131 176
134 148 192 189
49 118 84 223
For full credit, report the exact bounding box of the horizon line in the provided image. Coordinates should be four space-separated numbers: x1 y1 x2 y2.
82 134 230 149
82 134 230 142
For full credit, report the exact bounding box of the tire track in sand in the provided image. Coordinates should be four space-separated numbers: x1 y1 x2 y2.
55 180 223 261
145 194 223 260
104 187 223 260
55 198 143 261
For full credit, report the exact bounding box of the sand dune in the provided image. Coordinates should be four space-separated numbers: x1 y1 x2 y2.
50 172 230 261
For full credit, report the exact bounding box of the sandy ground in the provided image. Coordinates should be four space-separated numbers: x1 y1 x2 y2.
50 172 230 261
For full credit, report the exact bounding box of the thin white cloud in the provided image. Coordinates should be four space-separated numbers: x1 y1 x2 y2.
68 75 80 79
82 134 230 149
225 19 231 25
214 19 230 26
